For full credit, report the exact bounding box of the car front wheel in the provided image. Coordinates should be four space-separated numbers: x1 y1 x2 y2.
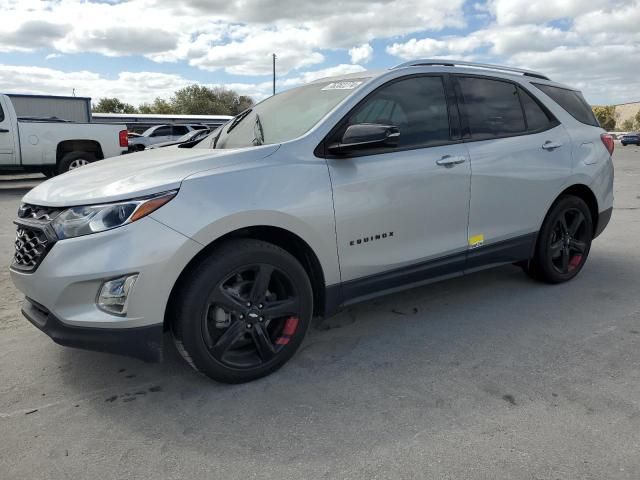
172 239 313 383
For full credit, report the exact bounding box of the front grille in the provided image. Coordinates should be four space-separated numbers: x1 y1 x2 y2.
13 227 50 271
12 203 62 273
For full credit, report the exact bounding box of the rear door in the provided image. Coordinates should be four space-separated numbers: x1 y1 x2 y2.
326 74 471 295
454 75 573 268
0 98 17 165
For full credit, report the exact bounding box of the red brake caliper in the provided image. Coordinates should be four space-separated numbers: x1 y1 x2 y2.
275 317 299 345
568 255 582 271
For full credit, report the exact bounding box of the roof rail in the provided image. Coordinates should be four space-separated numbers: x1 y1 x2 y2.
392 59 551 81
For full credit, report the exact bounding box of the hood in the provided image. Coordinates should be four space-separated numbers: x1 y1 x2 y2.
23 145 279 207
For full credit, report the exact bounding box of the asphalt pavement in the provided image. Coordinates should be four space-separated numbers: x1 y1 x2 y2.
1 146 639 479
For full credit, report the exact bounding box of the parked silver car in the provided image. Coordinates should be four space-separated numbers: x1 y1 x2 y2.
148 128 213 149
10 60 614 383
128 124 208 151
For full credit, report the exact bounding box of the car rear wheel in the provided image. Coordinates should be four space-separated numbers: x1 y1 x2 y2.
172 239 313 383
58 151 97 174
523 195 593 284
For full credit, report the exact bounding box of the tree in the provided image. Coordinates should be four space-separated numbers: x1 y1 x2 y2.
171 85 254 116
622 118 635 131
137 97 174 114
592 105 616 131
92 97 137 114
635 109 640 130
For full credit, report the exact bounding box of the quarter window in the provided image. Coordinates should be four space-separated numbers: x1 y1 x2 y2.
518 87 555 132
457 77 525 139
532 83 599 127
346 76 451 149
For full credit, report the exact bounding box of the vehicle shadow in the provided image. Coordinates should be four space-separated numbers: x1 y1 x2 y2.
47 249 636 464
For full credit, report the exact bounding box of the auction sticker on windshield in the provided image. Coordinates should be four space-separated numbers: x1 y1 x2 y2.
321 81 363 90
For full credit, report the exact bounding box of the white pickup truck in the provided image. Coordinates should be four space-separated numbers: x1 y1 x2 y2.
0 94 128 176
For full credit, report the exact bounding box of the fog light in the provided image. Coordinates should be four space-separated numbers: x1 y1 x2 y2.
97 274 138 316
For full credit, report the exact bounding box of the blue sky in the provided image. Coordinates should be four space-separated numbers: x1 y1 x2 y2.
0 0 638 105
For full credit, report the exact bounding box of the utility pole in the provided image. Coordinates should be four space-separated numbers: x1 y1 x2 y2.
272 53 276 96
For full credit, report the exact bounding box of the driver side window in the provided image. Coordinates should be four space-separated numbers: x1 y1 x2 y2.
347 76 450 149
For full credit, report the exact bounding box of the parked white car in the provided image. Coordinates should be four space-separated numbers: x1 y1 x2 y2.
0 94 128 176
128 124 208 151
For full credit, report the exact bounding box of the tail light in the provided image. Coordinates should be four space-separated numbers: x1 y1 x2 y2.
600 133 614 156
119 130 128 148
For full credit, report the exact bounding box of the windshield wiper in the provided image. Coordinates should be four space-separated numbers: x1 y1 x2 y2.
253 113 264 146
226 108 252 134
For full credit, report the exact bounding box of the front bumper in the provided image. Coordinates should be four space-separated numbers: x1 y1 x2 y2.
10 215 202 360
22 297 163 362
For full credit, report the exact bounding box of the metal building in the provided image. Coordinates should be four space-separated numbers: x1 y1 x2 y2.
7 94 92 123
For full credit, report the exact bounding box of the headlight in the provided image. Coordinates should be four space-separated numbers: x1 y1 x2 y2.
51 190 177 239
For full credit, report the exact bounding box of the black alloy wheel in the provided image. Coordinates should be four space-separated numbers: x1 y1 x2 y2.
523 195 593 284
548 207 589 275
203 264 302 369
172 239 313 383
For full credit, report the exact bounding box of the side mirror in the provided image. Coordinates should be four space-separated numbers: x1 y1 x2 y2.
328 123 400 154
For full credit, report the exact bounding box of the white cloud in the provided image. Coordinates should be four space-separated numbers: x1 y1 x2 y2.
281 64 368 88
486 0 607 26
0 64 273 105
349 44 373 64
385 3 640 104
0 0 465 76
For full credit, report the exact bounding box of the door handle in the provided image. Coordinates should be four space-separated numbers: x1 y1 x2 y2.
0 128 9 133
542 140 562 150
436 155 466 167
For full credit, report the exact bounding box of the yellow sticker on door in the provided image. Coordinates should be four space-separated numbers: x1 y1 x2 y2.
468 234 484 249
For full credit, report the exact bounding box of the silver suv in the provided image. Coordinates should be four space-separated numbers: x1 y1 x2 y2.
10 60 614 383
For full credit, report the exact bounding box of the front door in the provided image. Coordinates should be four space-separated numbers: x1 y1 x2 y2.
326 75 471 301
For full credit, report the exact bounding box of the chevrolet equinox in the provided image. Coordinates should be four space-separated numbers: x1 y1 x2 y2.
10 60 614 383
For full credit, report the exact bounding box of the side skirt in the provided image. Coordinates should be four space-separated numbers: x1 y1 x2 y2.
324 232 537 316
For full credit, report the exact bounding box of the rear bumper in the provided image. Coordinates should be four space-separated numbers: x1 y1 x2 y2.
22 297 163 362
594 206 613 239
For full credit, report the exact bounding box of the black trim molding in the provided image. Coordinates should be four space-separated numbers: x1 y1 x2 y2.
22 298 163 362
594 207 613 239
324 232 537 314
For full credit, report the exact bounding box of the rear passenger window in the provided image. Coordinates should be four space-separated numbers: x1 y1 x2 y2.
533 83 599 127
173 126 189 135
152 126 172 137
457 77 525 139
347 76 450 149
518 87 556 132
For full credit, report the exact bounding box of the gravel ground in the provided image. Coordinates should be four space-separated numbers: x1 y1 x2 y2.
0 147 639 480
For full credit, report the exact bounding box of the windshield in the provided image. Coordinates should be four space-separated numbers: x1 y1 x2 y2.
178 129 209 142
197 78 369 150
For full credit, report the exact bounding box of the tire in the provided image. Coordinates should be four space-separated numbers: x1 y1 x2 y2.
621 143 626 146
524 195 593 284
172 239 313 383
40 167 56 178
58 151 97 174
